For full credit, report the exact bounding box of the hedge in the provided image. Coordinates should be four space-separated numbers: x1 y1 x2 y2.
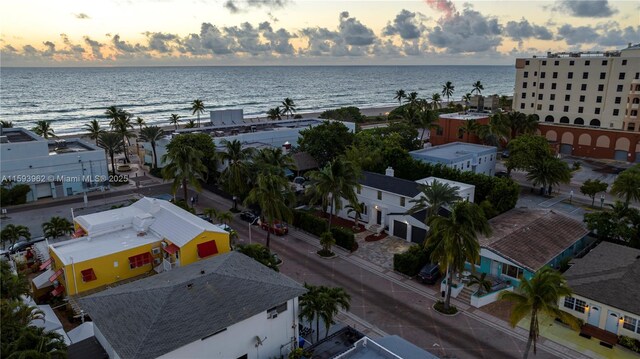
293 210 356 252
393 245 429 276
0 184 31 206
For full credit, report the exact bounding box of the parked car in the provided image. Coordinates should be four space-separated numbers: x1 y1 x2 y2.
196 214 213 223
261 221 289 236
9 237 47 254
501 150 510 158
215 223 232 232
495 171 509 178
417 263 441 284
240 210 259 223
117 164 132 172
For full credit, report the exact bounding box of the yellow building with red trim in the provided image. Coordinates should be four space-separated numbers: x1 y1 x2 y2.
40 197 229 297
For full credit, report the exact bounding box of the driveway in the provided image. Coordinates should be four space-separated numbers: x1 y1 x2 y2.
353 230 413 270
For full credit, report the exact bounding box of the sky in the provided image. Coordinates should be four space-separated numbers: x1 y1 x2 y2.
0 0 638 66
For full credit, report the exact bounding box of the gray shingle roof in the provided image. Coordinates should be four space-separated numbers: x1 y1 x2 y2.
564 242 640 316
478 209 589 272
80 252 307 359
361 172 421 198
292 152 319 171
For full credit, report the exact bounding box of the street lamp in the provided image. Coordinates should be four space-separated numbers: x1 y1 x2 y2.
569 190 573 204
248 217 260 244
600 194 605 209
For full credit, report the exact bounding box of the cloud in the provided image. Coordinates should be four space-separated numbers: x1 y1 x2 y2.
338 11 376 46
112 34 145 53
259 22 296 55
143 32 180 53
424 0 456 18
42 41 56 57
556 24 599 45
597 25 640 46
199 23 235 54
382 9 425 40
223 0 240 13
427 7 502 53
556 0 617 18
224 0 288 13
83 36 103 59
504 18 553 42
74 13 90 19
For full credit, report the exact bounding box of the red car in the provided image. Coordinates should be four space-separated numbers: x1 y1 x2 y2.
260 221 289 235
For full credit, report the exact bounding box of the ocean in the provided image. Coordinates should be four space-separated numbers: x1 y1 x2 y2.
0 66 515 135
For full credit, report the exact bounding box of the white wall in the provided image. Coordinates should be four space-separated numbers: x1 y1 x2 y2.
559 294 640 340
447 152 496 176
158 298 299 359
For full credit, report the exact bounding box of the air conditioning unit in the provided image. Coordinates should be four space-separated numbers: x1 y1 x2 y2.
153 258 162 265
267 311 278 319
161 241 168 248
151 247 161 255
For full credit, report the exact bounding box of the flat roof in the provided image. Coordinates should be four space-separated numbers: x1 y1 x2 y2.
439 112 490 121
175 118 325 137
0 128 42 143
410 142 497 162
415 176 475 191
48 139 95 154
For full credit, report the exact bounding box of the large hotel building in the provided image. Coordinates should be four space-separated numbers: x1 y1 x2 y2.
513 43 640 162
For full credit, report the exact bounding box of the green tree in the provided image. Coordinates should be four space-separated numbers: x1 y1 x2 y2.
345 201 365 230
83 119 105 145
508 112 538 139
527 156 572 195
471 81 484 95
281 98 296 119
216 211 233 226
253 147 296 177
236 243 280 271
299 284 351 342
441 81 455 104
97 132 124 175
584 202 640 247
1 261 30 300
306 159 361 232
169 113 181 130
42 216 73 239
31 120 55 139
580 179 609 206
611 164 640 206
191 99 205 128
406 91 419 107
218 139 255 210
407 179 461 227
319 231 336 255
0 225 31 250
500 267 580 359
267 107 282 120
460 119 479 143
468 272 492 295
430 93 442 109
506 135 554 175
166 133 218 178
393 89 406 104
161 145 207 207
298 121 355 166
184 119 197 128
138 126 165 169
477 112 509 147
319 107 366 123
135 117 145 131
203 207 218 222
427 201 491 311
244 173 294 248
110 113 135 164
0 120 13 128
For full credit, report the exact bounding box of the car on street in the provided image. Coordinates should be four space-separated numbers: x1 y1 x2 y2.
501 150 510 158
8 237 47 254
261 221 288 236
196 214 213 223
215 223 232 232
240 210 259 223
495 171 509 178
417 263 441 284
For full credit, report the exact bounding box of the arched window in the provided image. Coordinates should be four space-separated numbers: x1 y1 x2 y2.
574 118 584 125
632 110 638 117
590 119 601 126
633 98 640 104
545 115 554 122
560 116 570 123
530 114 540 122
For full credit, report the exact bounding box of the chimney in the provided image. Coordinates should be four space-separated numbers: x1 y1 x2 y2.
385 167 394 177
282 141 291 154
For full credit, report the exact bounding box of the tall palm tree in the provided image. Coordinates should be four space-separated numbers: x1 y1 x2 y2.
462 92 472 104
500 267 580 359
42 217 73 239
281 98 296 119
345 201 365 230
460 119 479 143
218 139 255 211
169 114 181 130
105 105 121 124
471 81 484 95
216 211 233 226
31 120 55 139
267 107 282 120
244 173 294 248
611 164 640 206
111 115 135 163
319 286 351 339
406 92 419 107
430 93 442 109
407 180 461 226
507 112 538 140
441 81 455 105
417 108 440 143
0 120 13 128
394 89 406 105
427 201 491 310
184 119 197 128
0 225 31 250
306 159 361 232
477 112 510 147
97 132 124 176
1 261 30 300
254 147 296 177
83 119 104 145
161 145 207 206
135 117 145 131
138 126 165 169
191 99 205 128
299 284 351 342
526 156 572 195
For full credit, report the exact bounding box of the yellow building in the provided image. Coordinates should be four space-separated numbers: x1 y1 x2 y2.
38 197 229 297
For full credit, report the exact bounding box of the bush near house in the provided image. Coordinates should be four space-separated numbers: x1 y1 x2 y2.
0 184 32 206
292 210 356 252
393 245 429 276
619 336 640 353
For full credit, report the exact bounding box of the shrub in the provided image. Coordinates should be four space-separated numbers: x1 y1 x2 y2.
293 210 356 251
319 107 366 123
293 114 303 119
434 300 458 315
0 184 31 206
619 335 640 353
149 167 163 178
331 226 356 252
393 245 429 276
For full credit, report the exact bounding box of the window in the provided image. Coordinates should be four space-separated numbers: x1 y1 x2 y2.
564 105 569 112
636 72 640 80
538 94 543 100
568 72 573 79
554 60 559 66
490 155 493 161
596 96 602 103
582 72 588 79
521 93 527 99
550 94 556 100
622 59 627 65
613 109 619 116
579 95 585 102
566 84 572 90
563 297 586 313
549 105 554 111
537 104 542 110
525 60 530 65
81 268 97 282
602 60 608 65
197 240 219 258
377 191 382 200
541 72 546 78
551 83 557 90
623 316 638 332
552 72 558 79
585 60 590 66
129 253 152 269
617 84 623 92
600 72 606 79
542 60 547 65
540 83 545 89
522 82 528 88
615 97 621 104
569 60 574 66
466 161 470 168
581 84 587 91
268 302 288 316
619 72 625 80
533 82 536 87
565 94 570 101
400 197 405 207
598 84 604 91
530 103 534 108
501 263 523 279
534 71 537 76
595 107 601 114
578 107 583 113
524 71 529 78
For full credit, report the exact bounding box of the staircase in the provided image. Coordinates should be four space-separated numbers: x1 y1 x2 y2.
457 286 475 304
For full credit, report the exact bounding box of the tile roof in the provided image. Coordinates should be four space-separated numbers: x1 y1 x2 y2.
563 242 640 315
360 172 421 198
79 252 306 359
67 337 108 359
478 209 589 272
291 152 319 171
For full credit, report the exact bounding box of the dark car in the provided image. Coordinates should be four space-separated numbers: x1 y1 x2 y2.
240 210 259 223
9 237 47 254
261 221 289 236
196 214 213 223
417 263 441 284
501 150 510 158
495 171 509 178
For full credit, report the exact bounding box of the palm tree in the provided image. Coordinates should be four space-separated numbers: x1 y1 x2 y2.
254 147 296 177
236 243 279 271
500 267 580 359
1 261 30 300
460 119 479 143
527 157 572 195
0 225 31 250
281 98 296 119
306 159 361 232
191 99 205 128
471 81 484 95
477 112 510 147
345 201 365 230
97 132 124 175
611 165 640 206
161 144 207 206
319 232 336 255
138 126 164 169
184 119 197 128
507 112 538 139
3 324 67 358
31 120 55 139
42 216 73 239
83 120 104 145
169 114 181 130
468 273 492 296
216 211 233 226
135 117 145 131
267 107 282 120
430 93 442 109
244 173 294 248
111 115 135 163
218 139 255 211
441 81 455 105
417 108 440 143
203 207 219 222
394 89 406 105
427 201 491 311
462 92 472 104
299 284 351 342
319 286 351 339
0 120 13 128
407 180 461 226
406 92 419 107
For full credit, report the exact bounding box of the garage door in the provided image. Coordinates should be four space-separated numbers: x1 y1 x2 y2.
411 226 427 245
35 183 52 198
614 150 628 161
393 221 407 240
559 144 573 155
